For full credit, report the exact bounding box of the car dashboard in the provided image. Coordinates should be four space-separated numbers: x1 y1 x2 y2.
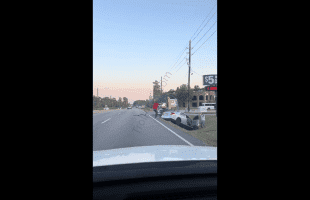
93 160 217 200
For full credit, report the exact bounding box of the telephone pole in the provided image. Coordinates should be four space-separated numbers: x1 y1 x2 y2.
188 40 191 112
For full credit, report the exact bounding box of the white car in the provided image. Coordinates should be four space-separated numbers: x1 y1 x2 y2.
161 110 175 121
127 107 132 109
171 112 201 130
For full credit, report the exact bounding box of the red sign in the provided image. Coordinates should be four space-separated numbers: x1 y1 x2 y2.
210 87 217 90
206 87 217 91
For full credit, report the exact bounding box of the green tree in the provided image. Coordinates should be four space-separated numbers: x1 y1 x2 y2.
193 85 200 91
122 97 128 107
153 80 161 101
117 97 122 107
176 84 194 108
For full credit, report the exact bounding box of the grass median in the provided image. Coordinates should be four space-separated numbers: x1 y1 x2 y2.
158 114 217 147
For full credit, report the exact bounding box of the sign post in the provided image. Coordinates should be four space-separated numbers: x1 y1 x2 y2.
203 74 217 117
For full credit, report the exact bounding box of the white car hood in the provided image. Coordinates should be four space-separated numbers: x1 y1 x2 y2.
93 145 217 167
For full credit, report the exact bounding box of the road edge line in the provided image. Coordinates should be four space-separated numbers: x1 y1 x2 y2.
148 115 194 146
101 118 111 124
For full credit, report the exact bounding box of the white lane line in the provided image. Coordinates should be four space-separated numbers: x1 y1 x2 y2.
101 118 111 124
148 115 194 146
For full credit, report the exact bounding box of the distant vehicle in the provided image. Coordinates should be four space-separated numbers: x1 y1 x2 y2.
104 107 109 110
127 106 132 109
198 103 216 112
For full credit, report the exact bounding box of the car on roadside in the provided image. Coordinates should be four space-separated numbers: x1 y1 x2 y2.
171 112 201 130
161 110 176 121
127 106 132 109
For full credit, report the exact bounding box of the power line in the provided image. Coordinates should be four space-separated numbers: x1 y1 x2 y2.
167 4 216 75
164 4 217 88
170 47 187 70
173 57 186 72
162 58 186 88
193 20 217 48
192 30 217 56
192 10 217 43
191 69 202 76
190 3 217 42
175 60 187 73
183 72 189 79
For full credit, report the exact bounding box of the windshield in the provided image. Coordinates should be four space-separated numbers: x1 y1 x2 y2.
93 0 217 166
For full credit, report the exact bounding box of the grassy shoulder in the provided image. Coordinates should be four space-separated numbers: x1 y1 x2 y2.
158 115 217 147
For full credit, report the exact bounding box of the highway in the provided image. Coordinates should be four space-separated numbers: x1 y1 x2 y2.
93 108 208 151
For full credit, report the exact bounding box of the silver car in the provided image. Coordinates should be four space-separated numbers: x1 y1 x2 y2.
160 110 176 121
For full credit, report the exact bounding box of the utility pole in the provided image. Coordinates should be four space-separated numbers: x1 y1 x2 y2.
188 40 191 112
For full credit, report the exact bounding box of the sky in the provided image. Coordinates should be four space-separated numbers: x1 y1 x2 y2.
93 0 217 104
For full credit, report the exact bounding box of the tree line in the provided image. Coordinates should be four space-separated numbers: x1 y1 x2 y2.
135 84 210 109
93 84 213 110
93 96 129 110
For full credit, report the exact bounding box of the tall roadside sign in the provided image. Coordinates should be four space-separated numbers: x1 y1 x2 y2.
203 74 217 117
203 74 217 86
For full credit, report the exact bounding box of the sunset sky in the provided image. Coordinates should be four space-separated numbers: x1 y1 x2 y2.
93 0 217 104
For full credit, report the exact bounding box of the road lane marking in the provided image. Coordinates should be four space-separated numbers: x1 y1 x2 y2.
148 115 194 146
101 118 111 124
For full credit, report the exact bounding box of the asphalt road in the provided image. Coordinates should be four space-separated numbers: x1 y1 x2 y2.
93 108 208 151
